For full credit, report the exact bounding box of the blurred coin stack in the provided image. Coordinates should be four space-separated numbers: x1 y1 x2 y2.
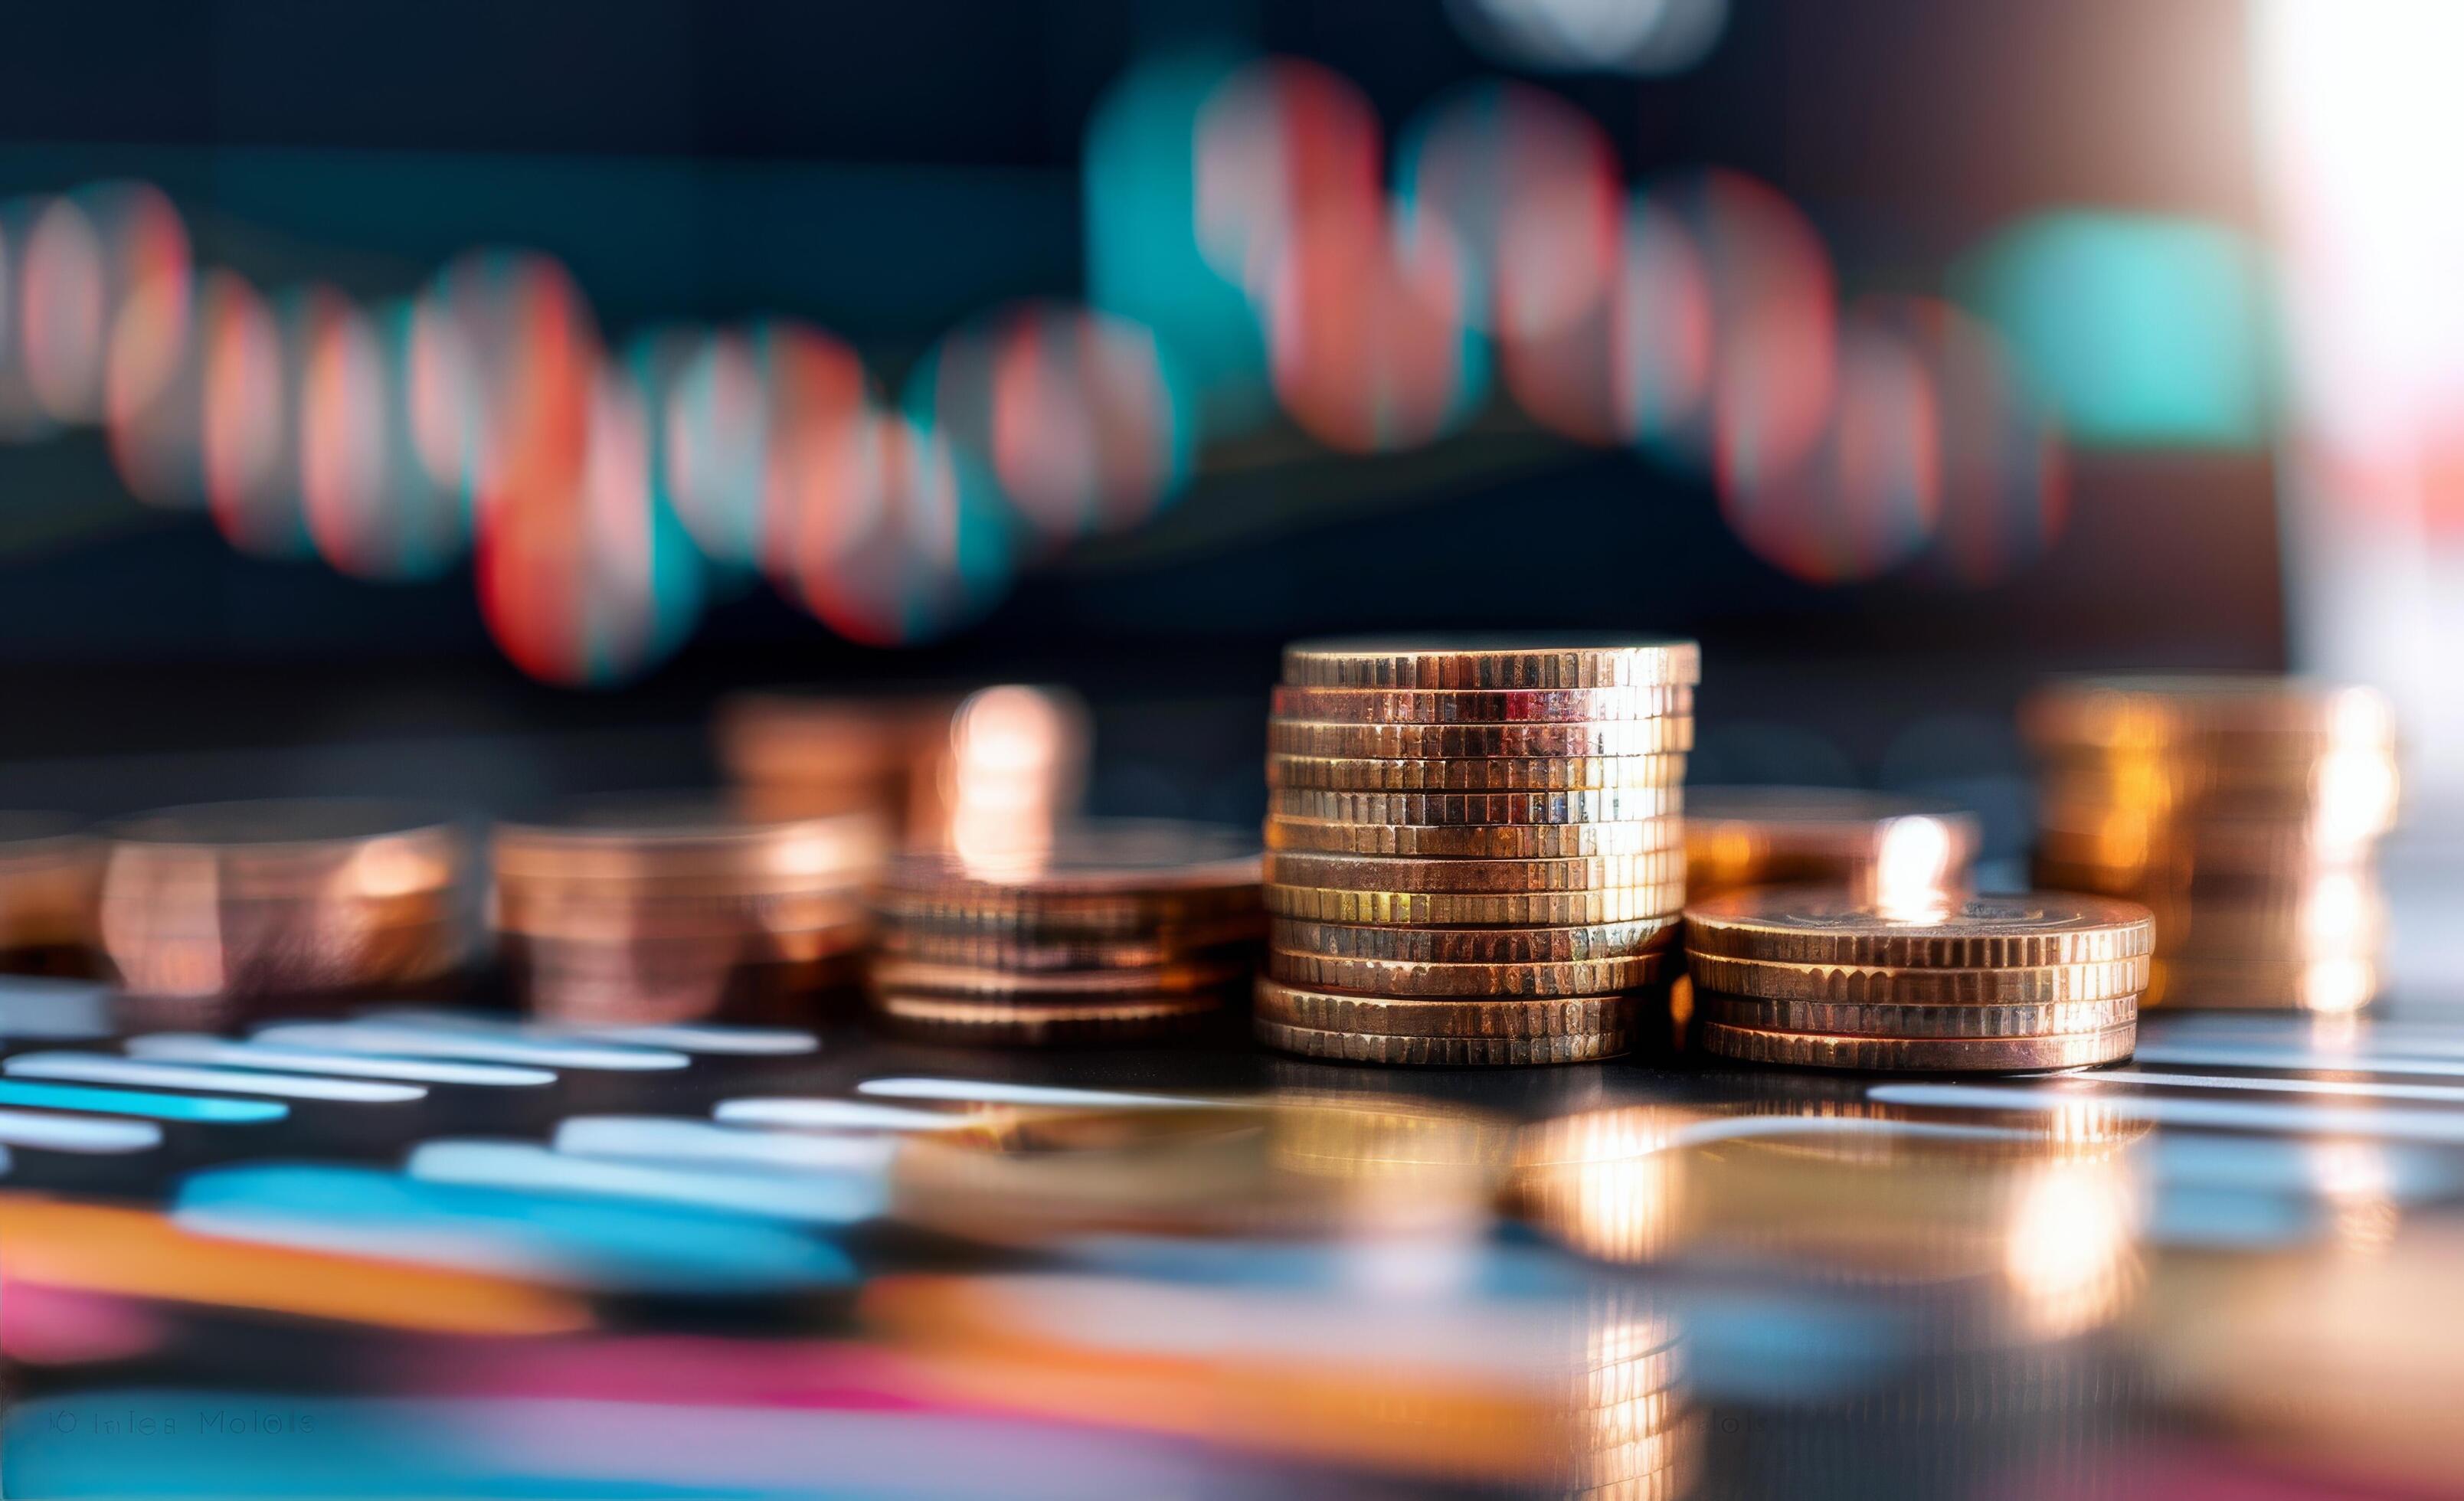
1258 637 1698 1066
492 797 888 1025
2023 675 2398 1011
866 819 1261 1045
97 799 471 1001
1684 889 2153 1071
715 684 1088 853
1685 786 1981 905
0 813 102 978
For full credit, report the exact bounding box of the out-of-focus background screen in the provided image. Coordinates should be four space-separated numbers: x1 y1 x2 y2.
0 0 2455 857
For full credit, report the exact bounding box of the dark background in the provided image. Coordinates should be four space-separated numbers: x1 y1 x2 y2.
0 0 2281 860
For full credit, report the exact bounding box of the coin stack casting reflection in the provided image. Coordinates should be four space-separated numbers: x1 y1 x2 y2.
2023 675 2398 1011
492 798 888 1025
865 819 1262 1044
1684 889 2154 1071
1258 638 1698 1065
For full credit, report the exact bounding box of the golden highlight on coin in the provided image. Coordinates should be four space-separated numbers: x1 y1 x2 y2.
1686 951 2152 1006
1693 1019 2137 1072
1268 719 1695 759
1270 685 1696 725
1280 636 1703 690
1255 1019 1634 1066
1258 977 1646 1031
1265 850 1686 894
1267 754 1687 793
1268 947 1666 998
1693 992 2141 1040
1265 816 1683 858
1268 787 1685 826
1268 883 1687 927
1682 888 2157 969
1270 916 1678 964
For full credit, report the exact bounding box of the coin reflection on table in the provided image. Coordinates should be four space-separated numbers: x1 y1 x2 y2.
0 811 103 978
1684 786 1980 905
2024 674 2398 1010
1508 1104 1700 1265
97 798 471 1002
491 795 888 1025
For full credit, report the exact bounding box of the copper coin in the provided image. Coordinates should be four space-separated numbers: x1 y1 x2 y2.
1255 977 1642 1035
1268 882 1685 926
1271 685 1694 725
867 957 1245 998
1683 888 2155 967
1268 754 1687 793
1269 947 1666 998
1281 635 1701 690
101 798 468 902
1265 849 1685 894
875 919 1261 973
871 992 1220 1044
1685 951 2151 1005
1255 1018 1632 1065
1268 788 1685 826
1693 1018 2136 1072
1693 992 2139 1039
1265 816 1683 858
1270 916 1678 964
1269 718 1695 759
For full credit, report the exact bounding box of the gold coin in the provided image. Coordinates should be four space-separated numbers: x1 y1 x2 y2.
1265 849 1686 894
1268 754 1687 793
1267 883 1685 926
1271 685 1694 725
1693 991 2138 1039
1269 718 1695 759
1685 952 2151 1005
1256 976 1642 1036
1693 1019 2136 1072
1281 636 1701 690
1265 816 1683 858
872 992 1219 1043
868 957 1245 997
875 920 1261 972
1682 889 2155 967
1254 1018 1631 1065
1268 947 1666 998
1268 788 1684 826
1271 916 1678 963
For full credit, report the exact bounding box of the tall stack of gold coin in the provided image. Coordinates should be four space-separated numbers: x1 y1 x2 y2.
1684 890 2152 1071
1684 786 1981 904
97 800 472 1000
2022 675 2398 1011
492 797 888 1025
0 813 102 978
1257 637 1698 1066
866 819 1261 1045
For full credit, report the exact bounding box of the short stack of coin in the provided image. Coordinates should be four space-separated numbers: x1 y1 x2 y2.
1686 786 1981 905
866 819 1261 1045
2023 675 2398 1011
492 797 888 1025
1684 889 2153 1072
97 799 472 1000
0 812 102 979
1258 636 1698 1065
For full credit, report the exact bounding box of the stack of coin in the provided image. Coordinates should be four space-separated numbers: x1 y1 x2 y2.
866 819 1261 1045
1684 888 2152 1071
1686 786 1980 905
2022 675 2398 1011
1258 636 1698 1065
0 813 101 978
716 684 1090 853
97 799 471 1000
492 796 888 1025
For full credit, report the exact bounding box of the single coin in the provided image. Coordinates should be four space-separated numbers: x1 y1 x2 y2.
1693 991 2139 1039
872 992 1220 1044
1268 883 1686 926
1254 1018 1631 1065
1271 685 1694 725
1266 753 1687 793
1268 947 1665 998
1257 978 1644 1033
868 957 1245 997
1693 1018 2136 1072
1271 916 1679 963
1265 816 1682 858
1682 888 2155 967
1265 849 1686 894
875 921 1261 972
1685 952 2151 1006
1268 788 1685 826
1280 636 1701 690
1269 719 1695 760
